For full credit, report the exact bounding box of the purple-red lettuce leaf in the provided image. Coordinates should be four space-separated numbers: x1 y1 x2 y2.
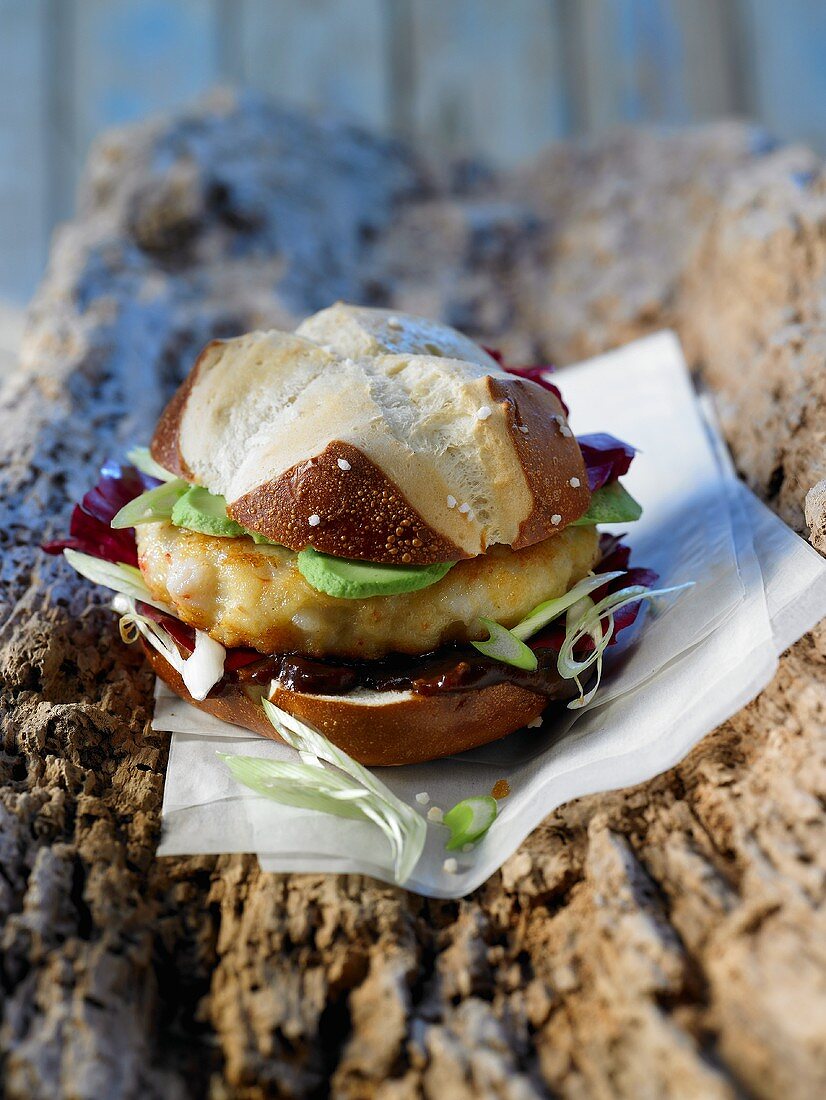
485 351 637 489
136 601 196 653
531 534 658 657
577 433 636 492
42 461 158 566
42 504 139 566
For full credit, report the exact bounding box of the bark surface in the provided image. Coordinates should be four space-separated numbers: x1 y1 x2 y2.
1 94 824 1099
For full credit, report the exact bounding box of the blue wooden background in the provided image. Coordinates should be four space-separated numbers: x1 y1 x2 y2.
1 0 825 304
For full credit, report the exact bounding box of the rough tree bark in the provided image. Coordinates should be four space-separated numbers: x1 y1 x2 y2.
1 92 824 1099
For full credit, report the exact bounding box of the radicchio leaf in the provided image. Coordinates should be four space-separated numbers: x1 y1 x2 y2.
531 534 658 657
136 601 196 654
595 531 631 572
42 461 156 567
42 504 138 567
577 433 636 492
224 646 266 673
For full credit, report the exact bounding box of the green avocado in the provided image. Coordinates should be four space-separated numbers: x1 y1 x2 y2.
297 547 455 599
171 485 246 538
248 529 278 546
571 480 642 526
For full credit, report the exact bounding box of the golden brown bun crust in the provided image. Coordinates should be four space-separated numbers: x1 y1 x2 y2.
141 642 275 735
147 309 591 562
142 640 550 766
149 340 219 479
488 376 588 549
266 682 549 766
228 440 467 565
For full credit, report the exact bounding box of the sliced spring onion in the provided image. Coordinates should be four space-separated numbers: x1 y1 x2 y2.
571 480 643 526
110 479 188 529
566 593 598 632
126 446 179 482
561 594 611 708
220 700 427 884
471 617 538 670
220 755 378 818
557 581 694 709
63 549 168 610
443 796 498 851
116 598 183 671
471 564 694 709
510 571 626 641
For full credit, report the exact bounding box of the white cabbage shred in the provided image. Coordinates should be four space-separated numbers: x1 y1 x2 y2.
221 700 427 884
63 550 225 701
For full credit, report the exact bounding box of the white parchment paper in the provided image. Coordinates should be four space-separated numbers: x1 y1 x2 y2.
153 332 826 898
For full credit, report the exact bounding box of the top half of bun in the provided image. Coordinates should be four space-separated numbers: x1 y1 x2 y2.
150 304 590 564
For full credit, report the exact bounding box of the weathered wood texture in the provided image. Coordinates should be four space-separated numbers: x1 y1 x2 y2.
8 0 826 304
1 94 825 1099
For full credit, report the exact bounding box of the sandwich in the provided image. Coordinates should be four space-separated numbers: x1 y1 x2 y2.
45 304 659 765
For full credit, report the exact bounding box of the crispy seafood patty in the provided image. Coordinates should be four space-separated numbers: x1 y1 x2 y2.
137 523 600 659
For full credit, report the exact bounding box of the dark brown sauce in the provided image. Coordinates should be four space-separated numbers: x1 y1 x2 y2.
230 645 580 702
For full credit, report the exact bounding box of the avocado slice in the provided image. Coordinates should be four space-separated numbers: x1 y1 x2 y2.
171 485 246 538
248 529 278 546
297 546 455 599
571 480 642 526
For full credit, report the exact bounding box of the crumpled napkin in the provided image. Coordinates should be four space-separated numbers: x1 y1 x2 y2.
153 332 826 898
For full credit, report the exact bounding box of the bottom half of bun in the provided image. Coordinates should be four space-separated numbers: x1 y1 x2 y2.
141 640 572 766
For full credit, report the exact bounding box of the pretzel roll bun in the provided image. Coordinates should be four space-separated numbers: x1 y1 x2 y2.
142 639 572 767
150 305 590 563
